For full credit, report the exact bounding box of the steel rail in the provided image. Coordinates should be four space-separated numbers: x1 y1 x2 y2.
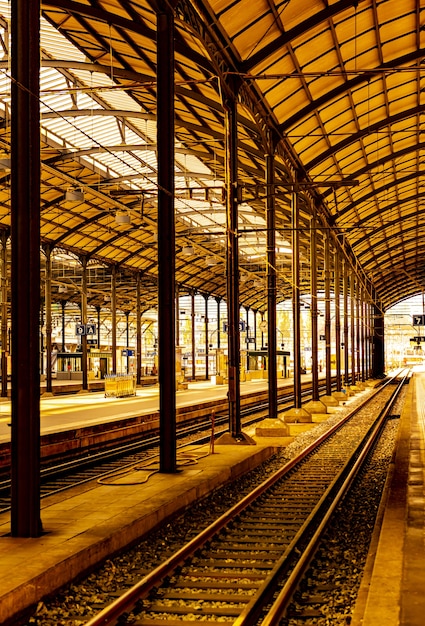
235 371 408 626
83 373 403 626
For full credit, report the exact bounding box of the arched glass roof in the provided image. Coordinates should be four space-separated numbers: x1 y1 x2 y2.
1 0 424 312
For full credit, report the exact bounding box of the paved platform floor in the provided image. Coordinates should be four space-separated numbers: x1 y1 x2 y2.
353 369 425 626
0 377 289 442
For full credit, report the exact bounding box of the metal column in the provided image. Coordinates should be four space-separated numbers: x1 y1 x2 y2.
224 92 242 437
191 291 195 381
360 286 366 381
10 0 41 537
372 295 385 377
334 249 342 392
111 266 117 374
204 295 209 380
95 307 101 349
265 152 277 418
136 274 142 386
61 301 66 352
1 232 7 398
343 259 350 386
216 297 221 349
350 272 356 383
157 4 176 472
175 285 180 347
310 213 319 401
81 256 88 391
324 233 332 396
125 312 130 374
44 246 52 394
291 190 302 408
356 281 361 381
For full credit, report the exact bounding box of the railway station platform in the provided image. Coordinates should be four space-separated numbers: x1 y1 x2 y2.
353 368 425 626
0 376 289 443
0 372 423 625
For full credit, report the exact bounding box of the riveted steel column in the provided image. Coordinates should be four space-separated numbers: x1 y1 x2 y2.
366 296 371 377
44 246 52 394
61 301 66 352
360 286 365 381
356 282 361 381
350 272 356 383
292 190 302 408
343 259 349 385
204 295 209 380
81 257 88 390
224 93 241 436
310 214 319 400
111 266 117 374
324 233 332 395
10 0 41 536
124 312 129 373
175 285 180 347
136 274 141 385
372 294 385 377
191 291 195 380
266 152 277 418
216 297 221 349
334 249 342 391
157 5 176 471
1 233 8 398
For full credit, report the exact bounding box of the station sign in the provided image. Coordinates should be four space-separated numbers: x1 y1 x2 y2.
223 321 246 332
75 323 97 336
412 314 425 326
246 337 255 344
410 336 425 343
122 349 135 356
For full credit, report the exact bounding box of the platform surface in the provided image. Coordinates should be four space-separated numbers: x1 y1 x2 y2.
0 377 287 443
353 369 425 626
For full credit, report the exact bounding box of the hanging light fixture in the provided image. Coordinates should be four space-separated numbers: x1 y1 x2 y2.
65 186 84 202
0 157 11 171
182 245 194 256
115 210 131 225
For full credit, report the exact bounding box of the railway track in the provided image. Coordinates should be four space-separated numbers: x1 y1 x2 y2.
82 372 406 626
0 379 336 513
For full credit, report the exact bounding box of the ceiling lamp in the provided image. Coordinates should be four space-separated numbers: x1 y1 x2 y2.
206 256 218 266
0 157 11 171
115 211 131 225
182 245 194 256
65 186 84 202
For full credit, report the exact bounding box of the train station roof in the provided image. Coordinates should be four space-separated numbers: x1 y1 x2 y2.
0 1 424 312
